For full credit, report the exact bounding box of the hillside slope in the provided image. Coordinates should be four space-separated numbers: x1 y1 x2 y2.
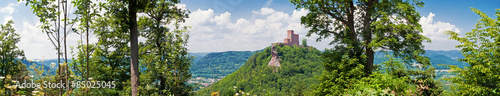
190 51 255 78
196 45 322 95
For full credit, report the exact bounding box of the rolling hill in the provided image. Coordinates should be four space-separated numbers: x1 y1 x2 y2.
190 51 255 78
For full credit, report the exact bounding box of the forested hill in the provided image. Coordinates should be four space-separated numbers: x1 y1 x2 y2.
190 51 255 78
196 45 322 96
373 50 467 69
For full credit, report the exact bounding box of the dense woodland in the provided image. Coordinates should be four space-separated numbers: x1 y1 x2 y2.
0 0 499 95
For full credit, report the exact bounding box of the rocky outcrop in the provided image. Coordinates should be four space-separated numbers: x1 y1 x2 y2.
268 43 281 72
268 49 280 67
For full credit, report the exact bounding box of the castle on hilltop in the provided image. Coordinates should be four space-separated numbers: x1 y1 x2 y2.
268 30 301 71
271 30 301 47
284 30 299 46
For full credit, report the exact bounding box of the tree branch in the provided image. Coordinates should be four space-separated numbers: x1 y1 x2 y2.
319 4 347 26
326 30 344 39
46 32 58 47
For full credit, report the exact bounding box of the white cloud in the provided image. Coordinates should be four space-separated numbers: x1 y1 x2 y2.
0 3 15 14
1 3 16 24
419 12 461 50
18 21 56 59
17 20 99 59
187 9 215 26
419 12 460 41
259 8 275 15
211 12 231 25
184 7 334 52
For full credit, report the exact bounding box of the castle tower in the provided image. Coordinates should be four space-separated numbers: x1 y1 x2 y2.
284 30 299 46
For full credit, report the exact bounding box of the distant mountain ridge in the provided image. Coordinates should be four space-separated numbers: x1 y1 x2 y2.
21 59 69 77
189 52 211 63
373 50 467 69
190 51 255 78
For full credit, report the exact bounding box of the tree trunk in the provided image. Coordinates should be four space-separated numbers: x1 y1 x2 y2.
156 25 165 95
363 1 374 75
159 73 165 95
86 0 90 94
129 0 140 95
57 0 62 95
64 0 69 92
366 48 374 74
347 1 359 54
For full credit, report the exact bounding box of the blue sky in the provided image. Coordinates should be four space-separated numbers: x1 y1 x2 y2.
0 0 499 59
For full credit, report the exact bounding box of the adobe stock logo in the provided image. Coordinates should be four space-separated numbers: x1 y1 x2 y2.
14 80 116 89
15 80 66 89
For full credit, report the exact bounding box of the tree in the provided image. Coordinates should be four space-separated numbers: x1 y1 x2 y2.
302 38 308 47
445 8 500 95
0 20 29 95
68 1 132 95
94 0 144 95
20 0 74 94
86 11 131 95
137 0 193 95
290 0 440 95
128 0 140 95
70 0 101 94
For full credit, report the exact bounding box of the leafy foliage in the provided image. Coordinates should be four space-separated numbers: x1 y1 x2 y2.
196 45 322 96
445 8 500 95
69 5 131 94
0 20 30 95
68 0 133 95
302 38 308 47
138 0 194 95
